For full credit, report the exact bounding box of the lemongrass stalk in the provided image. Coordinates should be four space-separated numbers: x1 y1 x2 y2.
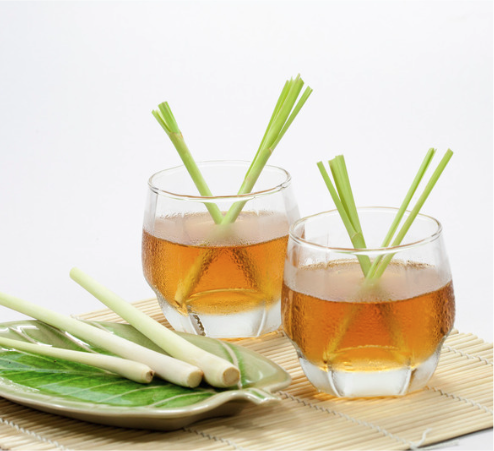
366 148 436 280
246 80 291 175
329 156 365 243
0 291 203 388
317 161 357 237
175 248 217 309
222 79 313 225
320 150 453 357
70 268 240 388
154 76 312 227
153 102 223 224
270 84 313 152
317 159 371 275
170 76 312 304
0 337 154 384
246 77 304 174
379 148 436 248
174 240 273 307
153 103 271 305
369 149 454 280
153 101 232 305
318 155 385 355
249 77 304 169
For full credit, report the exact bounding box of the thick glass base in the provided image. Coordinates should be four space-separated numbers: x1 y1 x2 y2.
157 295 281 339
296 347 441 398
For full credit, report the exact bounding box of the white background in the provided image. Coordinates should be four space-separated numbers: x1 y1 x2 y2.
0 1 492 449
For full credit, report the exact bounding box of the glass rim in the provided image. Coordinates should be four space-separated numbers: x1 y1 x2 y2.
289 207 443 255
147 160 292 201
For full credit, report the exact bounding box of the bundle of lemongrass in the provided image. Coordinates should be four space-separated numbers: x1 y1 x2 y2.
317 150 453 354
0 268 240 388
317 148 453 282
153 75 312 303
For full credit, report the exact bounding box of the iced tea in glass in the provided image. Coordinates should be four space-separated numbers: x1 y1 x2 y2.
282 208 455 397
143 161 299 338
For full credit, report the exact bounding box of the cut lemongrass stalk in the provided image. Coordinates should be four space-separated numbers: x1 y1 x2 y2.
317 158 371 275
70 268 240 388
152 102 223 224
0 337 154 384
329 156 364 239
221 76 313 225
175 248 217 307
370 149 454 280
320 150 453 357
317 161 356 236
249 76 306 172
175 241 271 307
0 291 203 388
246 80 291 175
366 148 436 280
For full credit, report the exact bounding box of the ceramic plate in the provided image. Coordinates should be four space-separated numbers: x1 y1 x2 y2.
0 320 290 430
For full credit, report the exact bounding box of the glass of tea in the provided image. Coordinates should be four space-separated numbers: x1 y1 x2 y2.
282 207 455 398
142 161 299 338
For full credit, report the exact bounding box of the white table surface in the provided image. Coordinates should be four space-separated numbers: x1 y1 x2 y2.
0 1 492 449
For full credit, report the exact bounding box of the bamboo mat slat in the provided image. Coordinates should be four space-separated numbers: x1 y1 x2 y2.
0 298 491 451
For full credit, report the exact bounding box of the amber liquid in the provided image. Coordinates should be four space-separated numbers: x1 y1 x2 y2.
282 261 455 371
143 212 289 315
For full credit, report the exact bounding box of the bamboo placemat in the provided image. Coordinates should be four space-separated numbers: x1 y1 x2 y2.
0 299 491 451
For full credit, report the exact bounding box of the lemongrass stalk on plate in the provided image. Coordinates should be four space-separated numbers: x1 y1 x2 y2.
70 268 240 388
0 336 154 384
0 291 203 388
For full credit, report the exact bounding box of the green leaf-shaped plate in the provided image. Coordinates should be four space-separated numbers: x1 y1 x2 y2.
0 320 290 430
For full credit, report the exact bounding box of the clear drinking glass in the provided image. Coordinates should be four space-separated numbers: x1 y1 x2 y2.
142 161 299 338
282 207 455 398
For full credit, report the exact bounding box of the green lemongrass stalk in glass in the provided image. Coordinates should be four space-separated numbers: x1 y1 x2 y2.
317 157 376 355
365 148 436 280
155 76 312 305
185 76 311 300
175 241 271 310
152 103 223 224
330 156 365 241
317 157 371 276
367 149 454 281
221 76 313 224
0 336 154 384
70 268 240 388
153 101 258 304
317 150 453 356
0 291 203 388
153 76 312 226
